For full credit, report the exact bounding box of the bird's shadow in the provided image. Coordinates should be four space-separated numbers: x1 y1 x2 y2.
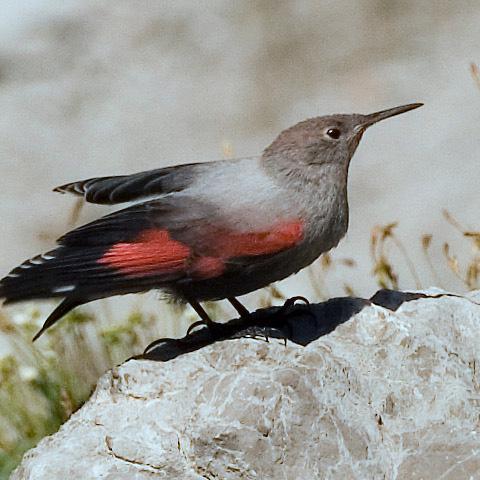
133 289 444 362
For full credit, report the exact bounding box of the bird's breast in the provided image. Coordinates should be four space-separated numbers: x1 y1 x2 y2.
300 184 349 260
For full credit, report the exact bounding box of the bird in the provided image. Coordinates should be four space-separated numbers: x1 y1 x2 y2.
0 103 422 341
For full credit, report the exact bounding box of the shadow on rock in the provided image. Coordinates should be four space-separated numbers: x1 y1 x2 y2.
136 289 443 362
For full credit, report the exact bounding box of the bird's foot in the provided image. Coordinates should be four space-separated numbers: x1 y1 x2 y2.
224 296 309 346
232 325 291 344
249 327 291 346
239 330 270 343
271 295 311 346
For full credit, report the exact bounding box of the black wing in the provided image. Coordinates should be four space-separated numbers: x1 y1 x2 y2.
0 199 206 341
0 196 213 304
0 202 166 304
53 162 199 205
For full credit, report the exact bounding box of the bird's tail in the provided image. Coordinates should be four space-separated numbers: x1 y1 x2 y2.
0 203 191 340
31 297 82 341
0 246 105 304
0 246 107 341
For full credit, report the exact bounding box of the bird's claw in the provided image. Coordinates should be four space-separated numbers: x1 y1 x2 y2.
233 325 292 346
186 320 207 336
283 295 310 308
186 319 225 337
269 296 311 346
143 336 183 355
245 332 270 343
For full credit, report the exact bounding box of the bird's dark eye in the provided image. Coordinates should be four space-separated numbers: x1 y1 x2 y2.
326 128 341 139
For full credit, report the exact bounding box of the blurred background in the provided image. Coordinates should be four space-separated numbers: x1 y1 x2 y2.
1 0 480 301
1 0 480 475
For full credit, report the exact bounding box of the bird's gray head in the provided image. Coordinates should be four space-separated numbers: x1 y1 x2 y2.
262 103 423 177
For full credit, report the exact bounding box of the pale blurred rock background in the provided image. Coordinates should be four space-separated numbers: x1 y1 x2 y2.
1 0 480 312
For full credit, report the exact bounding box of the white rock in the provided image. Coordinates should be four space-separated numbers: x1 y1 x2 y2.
11 292 480 479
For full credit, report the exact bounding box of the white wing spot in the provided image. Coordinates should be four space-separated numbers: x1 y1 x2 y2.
52 285 76 294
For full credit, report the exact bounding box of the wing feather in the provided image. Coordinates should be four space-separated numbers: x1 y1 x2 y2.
0 195 304 305
53 163 198 205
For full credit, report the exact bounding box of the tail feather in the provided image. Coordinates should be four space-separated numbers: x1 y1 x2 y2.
32 296 82 342
0 247 107 304
0 250 89 340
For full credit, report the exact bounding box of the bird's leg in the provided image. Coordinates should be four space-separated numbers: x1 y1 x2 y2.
186 299 222 336
227 297 250 318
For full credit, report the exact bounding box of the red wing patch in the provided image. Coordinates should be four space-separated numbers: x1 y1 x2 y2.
98 220 304 279
188 220 303 279
98 229 190 275
209 220 304 258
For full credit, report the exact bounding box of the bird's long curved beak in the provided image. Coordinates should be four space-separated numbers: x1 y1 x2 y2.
359 103 423 130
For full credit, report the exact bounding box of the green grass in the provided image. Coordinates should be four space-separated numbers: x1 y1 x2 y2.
0 301 192 478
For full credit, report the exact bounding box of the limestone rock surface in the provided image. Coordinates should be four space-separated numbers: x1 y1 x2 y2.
11 291 480 479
